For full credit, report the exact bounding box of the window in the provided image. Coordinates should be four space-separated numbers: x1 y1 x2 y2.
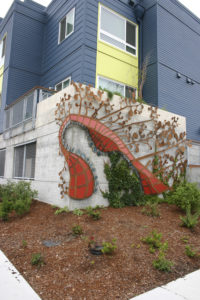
8 92 34 128
0 149 6 177
98 76 136 99
0 34 7 67
100 5 137 56
55 77 71 91
14 142 36 179
59 8 75 43
188 143 200 166
1 35 6 58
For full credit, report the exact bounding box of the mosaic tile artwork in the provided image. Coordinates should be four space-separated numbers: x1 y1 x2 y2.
56 83 187 200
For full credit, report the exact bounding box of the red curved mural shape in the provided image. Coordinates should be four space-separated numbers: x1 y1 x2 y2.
59 114 168 199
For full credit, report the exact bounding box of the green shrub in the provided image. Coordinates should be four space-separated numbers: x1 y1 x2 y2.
54 206 69 215
180 205 200 229
103 152 143 208
142 230 163 250
142 196 160 217
73 208 84 216
0 181 38 221
31 253 45 267
153 250 173 272
167 182 200 213
85 206 101 220
22 240 28 248
102 239 117 255
72 224 83 236
185 245 197 258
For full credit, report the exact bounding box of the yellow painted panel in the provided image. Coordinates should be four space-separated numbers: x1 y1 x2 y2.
0 65 4 94
97 50 138 87
98 41 138 68
96 3 139 90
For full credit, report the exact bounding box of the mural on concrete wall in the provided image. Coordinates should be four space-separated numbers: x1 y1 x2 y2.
55 82 187 200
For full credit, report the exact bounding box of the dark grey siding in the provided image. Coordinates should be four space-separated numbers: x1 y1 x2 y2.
142 2 158 105
41 0 85 88
0 13 14 131
0 1 46 106
157 0 200 141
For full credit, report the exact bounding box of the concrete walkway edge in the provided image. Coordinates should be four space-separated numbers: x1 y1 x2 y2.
0 250 41 300
130 269 200 300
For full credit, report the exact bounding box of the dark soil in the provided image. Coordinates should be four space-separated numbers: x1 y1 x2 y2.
0 200 200 300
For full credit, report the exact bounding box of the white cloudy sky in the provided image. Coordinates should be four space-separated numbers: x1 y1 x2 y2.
0 0 199 19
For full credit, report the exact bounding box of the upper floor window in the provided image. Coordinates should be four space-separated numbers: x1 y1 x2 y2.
1 35 6 58
55 76 71 91
59 8 75 44
99 5 137 56
0 34 7 67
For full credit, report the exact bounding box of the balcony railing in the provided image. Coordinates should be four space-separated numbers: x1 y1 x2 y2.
3 86 56 139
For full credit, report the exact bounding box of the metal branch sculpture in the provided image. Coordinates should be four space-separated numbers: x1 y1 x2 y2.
55 82 187 200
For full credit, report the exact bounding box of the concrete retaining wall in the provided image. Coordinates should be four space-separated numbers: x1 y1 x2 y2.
0 84 187 209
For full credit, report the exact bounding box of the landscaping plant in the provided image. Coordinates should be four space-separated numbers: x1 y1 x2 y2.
85 206 101 220
142 230 163 250
73 208 84 216
142 195 160 217
0 181 38 221
72 224 83 236
153 248 173 272
103 152 143 208
54 206 69 215
102 239 117 255
31 253 45 267
185 245 198 258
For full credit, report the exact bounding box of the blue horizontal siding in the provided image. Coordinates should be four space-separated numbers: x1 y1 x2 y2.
6 68 41 105
41 0 85 86
158 63 200 141
157 5 200 82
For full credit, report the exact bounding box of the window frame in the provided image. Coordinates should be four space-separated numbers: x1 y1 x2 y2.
99 5 137 57
55 76 71 91
0 148 6 178
13 141 36 180
97 76 137 98
58 8 75 44
0 33 7 68
1 35 6 58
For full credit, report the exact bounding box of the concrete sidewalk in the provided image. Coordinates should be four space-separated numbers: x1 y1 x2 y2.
131 269 200 300
0 250 41 300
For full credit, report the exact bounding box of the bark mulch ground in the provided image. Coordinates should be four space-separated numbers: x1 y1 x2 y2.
0 200 200 300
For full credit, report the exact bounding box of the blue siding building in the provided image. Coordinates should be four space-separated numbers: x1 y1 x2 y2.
142 0 200 142
0 0 199 144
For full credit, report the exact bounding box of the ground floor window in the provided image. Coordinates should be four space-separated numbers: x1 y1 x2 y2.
188 143 200 166
97 76 136 99
14 142 36 179
0 149 6 177
55 76 71 92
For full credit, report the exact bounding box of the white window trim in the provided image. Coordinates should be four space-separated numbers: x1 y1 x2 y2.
0 33 7 68
13 140 36 180
7 91 35 129
99 5 137 57
55 76 71 91
97 75 137 98
58 8 75 44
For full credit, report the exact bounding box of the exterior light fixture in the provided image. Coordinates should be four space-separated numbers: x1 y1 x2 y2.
176 72 181 78
191 80 195 85
129 0 135 6
186 77 192 84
